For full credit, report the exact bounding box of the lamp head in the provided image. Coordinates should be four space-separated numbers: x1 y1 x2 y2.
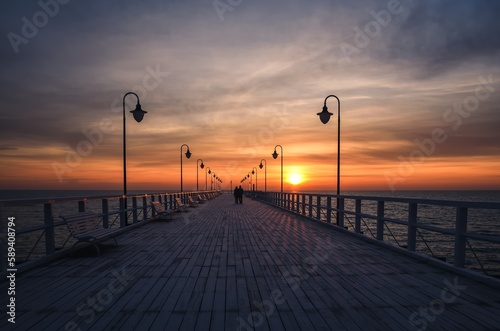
130 102 147 122
272 150 279 159
259 162 263 169
252 170 255 174
317 105 333 124
208 169 211 174
200 162 204 169
185 149 191 159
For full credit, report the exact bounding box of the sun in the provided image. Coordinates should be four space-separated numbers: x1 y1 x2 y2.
288 173 303 185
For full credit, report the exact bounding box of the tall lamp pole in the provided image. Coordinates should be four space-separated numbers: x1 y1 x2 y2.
251 167 258 191
180 144 191 192
272 145 283 193
206 167 211 191
259 159 267 192
197 159 204 191
123 92 147 196
317 94 341 225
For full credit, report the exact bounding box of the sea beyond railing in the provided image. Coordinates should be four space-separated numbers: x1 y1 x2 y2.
0 190 219 275
1 190 500 278
250 191 500 277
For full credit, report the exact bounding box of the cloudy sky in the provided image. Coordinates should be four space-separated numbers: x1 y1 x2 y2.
1 0 499 192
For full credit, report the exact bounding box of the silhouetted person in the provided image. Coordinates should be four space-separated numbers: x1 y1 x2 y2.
237 185 244 204
234 186 239 204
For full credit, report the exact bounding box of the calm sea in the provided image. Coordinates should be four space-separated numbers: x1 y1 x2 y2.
1 189 500 201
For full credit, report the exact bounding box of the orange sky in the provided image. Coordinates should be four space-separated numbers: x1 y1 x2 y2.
1 1 500 192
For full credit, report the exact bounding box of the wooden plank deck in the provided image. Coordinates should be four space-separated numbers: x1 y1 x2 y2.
2 194 500 330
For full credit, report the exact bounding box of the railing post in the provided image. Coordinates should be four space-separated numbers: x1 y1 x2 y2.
142 196 148 222
295 194 298 212
119 197 127 228
301 194 306 215
407 203 417 251
102 199 109 228
454 206 468 268
78 199 85 212
316 195 321 221
326 196 332 223
338 198 345 228
44 203 55 255
355 199 361 233
308 195 313 218
132 197 138 224
168 194 173 210
377 201 384 241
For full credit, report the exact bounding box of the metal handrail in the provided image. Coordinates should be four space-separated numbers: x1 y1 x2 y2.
252 191 500 276
0 190 220 273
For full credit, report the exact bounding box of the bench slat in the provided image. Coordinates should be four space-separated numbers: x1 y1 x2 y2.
151 201 174 219
60 212 119 255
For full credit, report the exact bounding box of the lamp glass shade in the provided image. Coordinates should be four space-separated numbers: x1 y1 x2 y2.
130 103 147 122
185 150 192 159
200 162 204 169
317 106 333 124
259 163 263 169
272 151 278 159
252 170 255 174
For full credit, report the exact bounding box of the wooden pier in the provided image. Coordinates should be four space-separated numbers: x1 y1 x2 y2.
2 194 500 330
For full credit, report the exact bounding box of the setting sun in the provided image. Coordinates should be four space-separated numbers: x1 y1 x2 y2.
288 173 303 185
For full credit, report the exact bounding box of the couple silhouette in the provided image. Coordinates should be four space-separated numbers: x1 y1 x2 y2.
234 185 244 204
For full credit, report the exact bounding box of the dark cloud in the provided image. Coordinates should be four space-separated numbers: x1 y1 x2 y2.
383 0 500 76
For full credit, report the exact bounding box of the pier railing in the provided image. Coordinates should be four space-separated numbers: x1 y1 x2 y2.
252 191 500 276
0 191 219 274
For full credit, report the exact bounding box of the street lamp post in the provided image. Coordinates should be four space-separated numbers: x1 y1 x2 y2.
251 167 258 191
259 159 266 192
123 92 147 196
206 167 211 191
247 172 251 190
197 159 204 191
180 144 191 192
272 145 283 193
317 94 341 225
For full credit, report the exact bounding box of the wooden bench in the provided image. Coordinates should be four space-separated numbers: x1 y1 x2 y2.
174 198 189 212
202 192 214 200
150 201 174 220
60 211 120 256
188 196 199 207
196 194 207 203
